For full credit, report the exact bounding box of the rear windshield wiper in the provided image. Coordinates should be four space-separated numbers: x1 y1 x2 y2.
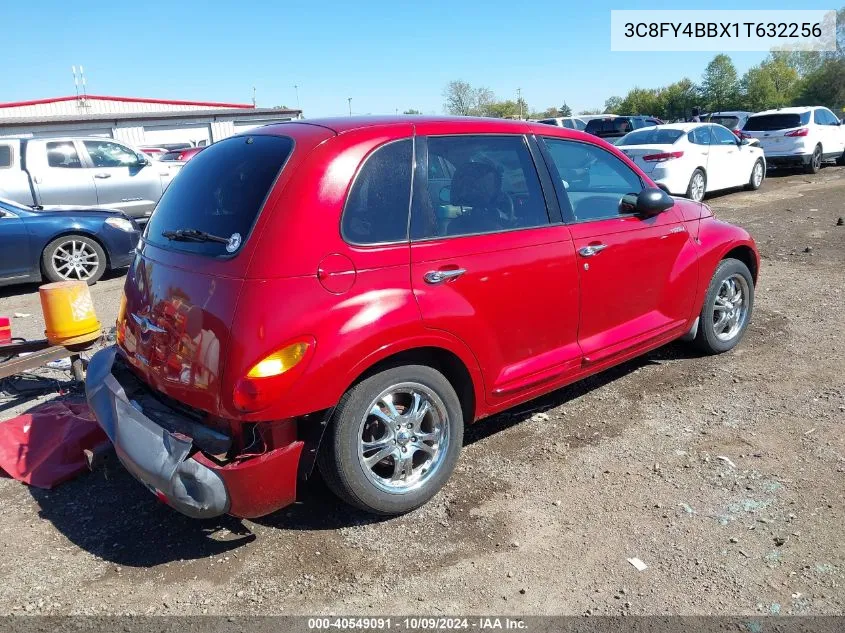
161 228 230 244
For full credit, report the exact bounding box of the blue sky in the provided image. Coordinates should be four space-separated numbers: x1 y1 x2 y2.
3 1 838 116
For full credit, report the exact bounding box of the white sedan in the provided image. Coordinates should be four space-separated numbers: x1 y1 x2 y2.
617 122 766 202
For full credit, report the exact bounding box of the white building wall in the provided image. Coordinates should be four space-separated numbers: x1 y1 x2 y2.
210 120 236 142
113 124 145 146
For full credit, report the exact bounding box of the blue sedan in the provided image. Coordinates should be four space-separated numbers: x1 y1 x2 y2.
0 198 140 287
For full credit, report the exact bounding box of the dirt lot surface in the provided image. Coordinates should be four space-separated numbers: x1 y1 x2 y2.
0 167 844 616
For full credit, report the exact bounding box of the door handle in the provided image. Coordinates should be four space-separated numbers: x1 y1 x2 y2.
94 173 112 179
578 244 607 257
424 268 466 284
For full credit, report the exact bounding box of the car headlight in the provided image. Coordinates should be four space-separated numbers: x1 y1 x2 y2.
105 217 135 232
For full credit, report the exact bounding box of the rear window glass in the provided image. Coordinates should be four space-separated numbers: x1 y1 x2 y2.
709 115 739 129
618 128 683 145
144 135 293 256
585 118 632 137
0 145 11 168
159 151 181 161
744 112 810 131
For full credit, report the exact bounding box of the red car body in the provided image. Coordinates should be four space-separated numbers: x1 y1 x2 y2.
159 146 205 162
85 116 758 519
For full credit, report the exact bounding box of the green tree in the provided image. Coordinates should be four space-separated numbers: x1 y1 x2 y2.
656 78 697 121
794 57 845 111
618 87 661 116
603 96 623 114
700 54 741 112
559 102 572 117
579 108 604 115
403 108 422 115
742 56 800 111
442 81 496 116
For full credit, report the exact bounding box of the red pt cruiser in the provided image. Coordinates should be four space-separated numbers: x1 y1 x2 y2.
86 117 758 518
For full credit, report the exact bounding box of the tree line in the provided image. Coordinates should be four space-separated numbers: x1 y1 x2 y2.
442 8 844 121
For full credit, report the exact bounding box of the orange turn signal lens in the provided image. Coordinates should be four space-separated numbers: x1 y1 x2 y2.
246 342 310 378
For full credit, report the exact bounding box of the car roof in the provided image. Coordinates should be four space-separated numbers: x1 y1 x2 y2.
750 106 817 117
709 111 751 116
256 116 600 141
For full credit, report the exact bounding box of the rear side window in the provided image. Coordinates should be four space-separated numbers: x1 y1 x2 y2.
687 127 712 145
83 140 139 168
144 135 293 256
744 112 810 131
411 135 549 239
342 139 413 245
586 118 631 137
0 145 11 168
46 141 82 168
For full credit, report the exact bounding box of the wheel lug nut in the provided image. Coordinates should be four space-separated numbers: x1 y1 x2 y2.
401 447 407 453
412 437 417 442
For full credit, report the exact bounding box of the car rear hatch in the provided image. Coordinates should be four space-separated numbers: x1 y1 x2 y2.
117 133 297 418
742 112 811 154
618 145 678 174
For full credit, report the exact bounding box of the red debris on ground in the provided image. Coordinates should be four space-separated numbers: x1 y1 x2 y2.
0 400 107 489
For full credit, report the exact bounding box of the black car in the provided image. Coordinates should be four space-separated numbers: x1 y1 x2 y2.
584 116 663 142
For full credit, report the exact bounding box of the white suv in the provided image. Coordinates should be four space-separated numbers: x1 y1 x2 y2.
742 107 845 173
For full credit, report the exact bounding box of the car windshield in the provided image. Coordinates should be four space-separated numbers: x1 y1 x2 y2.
618 128 684 145
744 112 810 131
709 115 739 129
143 135 294 256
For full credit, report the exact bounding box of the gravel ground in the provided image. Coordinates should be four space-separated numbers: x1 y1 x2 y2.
0 166 843 616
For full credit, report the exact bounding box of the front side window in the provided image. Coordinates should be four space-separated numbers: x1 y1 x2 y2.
342 139 412 245
543 138 643 222
710 125 738 146
411 135 549 239
83 140 139 168
46 141 82 168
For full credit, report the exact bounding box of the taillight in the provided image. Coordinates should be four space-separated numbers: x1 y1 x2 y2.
232 338 316 412
643 151 684 162
785 128 809 137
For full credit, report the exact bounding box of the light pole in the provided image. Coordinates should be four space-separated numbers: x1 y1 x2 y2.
348 97 352 116
517 88 523 120
294 84 300 110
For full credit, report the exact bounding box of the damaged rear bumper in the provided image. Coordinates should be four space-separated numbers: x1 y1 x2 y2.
85 346 303 519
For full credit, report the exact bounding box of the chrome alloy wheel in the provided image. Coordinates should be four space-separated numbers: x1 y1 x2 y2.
712 274 750 342
52 239 99 281
357 383 450 494
752 161 764 187
690 172 706 201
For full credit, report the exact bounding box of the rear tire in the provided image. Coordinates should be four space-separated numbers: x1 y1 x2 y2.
41 235 106 285
745 159 765 191
693 258 754 355
837 149 845 166
318 364 464 515
685 169 706 202
805 145 822 174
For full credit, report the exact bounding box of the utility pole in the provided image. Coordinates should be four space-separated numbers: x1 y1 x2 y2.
517 87 523 120
252 86 256 107
294 84 300 110
348 97 352 116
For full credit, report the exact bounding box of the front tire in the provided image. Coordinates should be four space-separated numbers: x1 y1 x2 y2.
693 258 754 355
805 145 822 174
745 159 765 191
685 169 706 202
318 365 464 515
41 235 106 285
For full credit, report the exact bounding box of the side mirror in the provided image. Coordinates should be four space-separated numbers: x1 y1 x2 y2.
636 187 674 217
136 154 151 167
